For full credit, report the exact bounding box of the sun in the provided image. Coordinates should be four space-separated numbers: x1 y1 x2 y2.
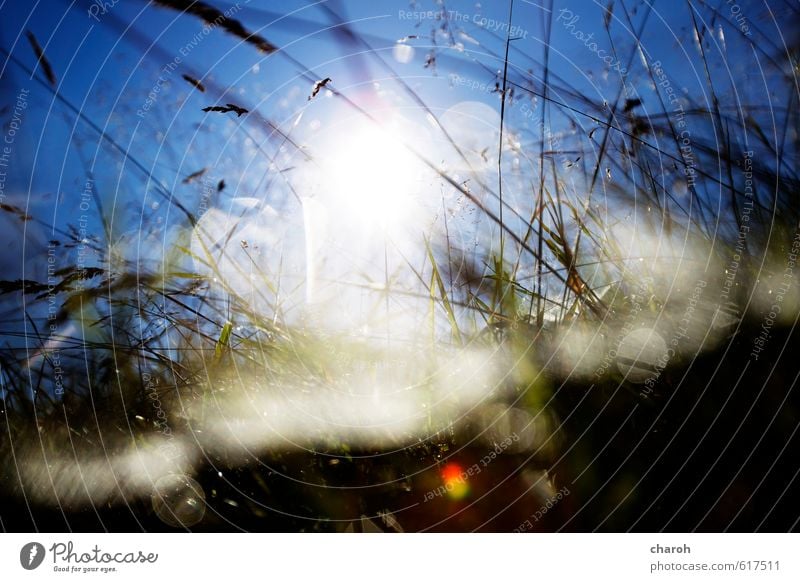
298 113 435 316
322 119 423 228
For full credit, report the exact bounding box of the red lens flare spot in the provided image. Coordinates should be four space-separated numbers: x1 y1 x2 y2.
441 462 470 500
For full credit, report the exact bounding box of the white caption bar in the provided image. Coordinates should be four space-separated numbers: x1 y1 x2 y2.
1 533 796 581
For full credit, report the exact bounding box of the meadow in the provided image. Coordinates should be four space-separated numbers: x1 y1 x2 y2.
0 0 799 532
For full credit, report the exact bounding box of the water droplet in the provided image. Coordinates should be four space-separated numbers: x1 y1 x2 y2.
393 43 414 64
151 474 206 528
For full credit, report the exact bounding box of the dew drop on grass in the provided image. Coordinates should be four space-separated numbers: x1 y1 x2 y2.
393 43 414 64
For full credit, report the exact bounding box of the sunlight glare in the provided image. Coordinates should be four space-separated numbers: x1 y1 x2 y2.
323 121 422 228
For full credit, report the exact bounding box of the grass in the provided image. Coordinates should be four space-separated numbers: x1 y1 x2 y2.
1 0 799 531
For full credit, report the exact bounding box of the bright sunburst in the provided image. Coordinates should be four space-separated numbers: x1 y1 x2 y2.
322 118 425 228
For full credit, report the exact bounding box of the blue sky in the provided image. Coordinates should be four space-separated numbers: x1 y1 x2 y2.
0 0 793 325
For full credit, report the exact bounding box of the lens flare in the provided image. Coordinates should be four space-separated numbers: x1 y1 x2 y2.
441 462 470 500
